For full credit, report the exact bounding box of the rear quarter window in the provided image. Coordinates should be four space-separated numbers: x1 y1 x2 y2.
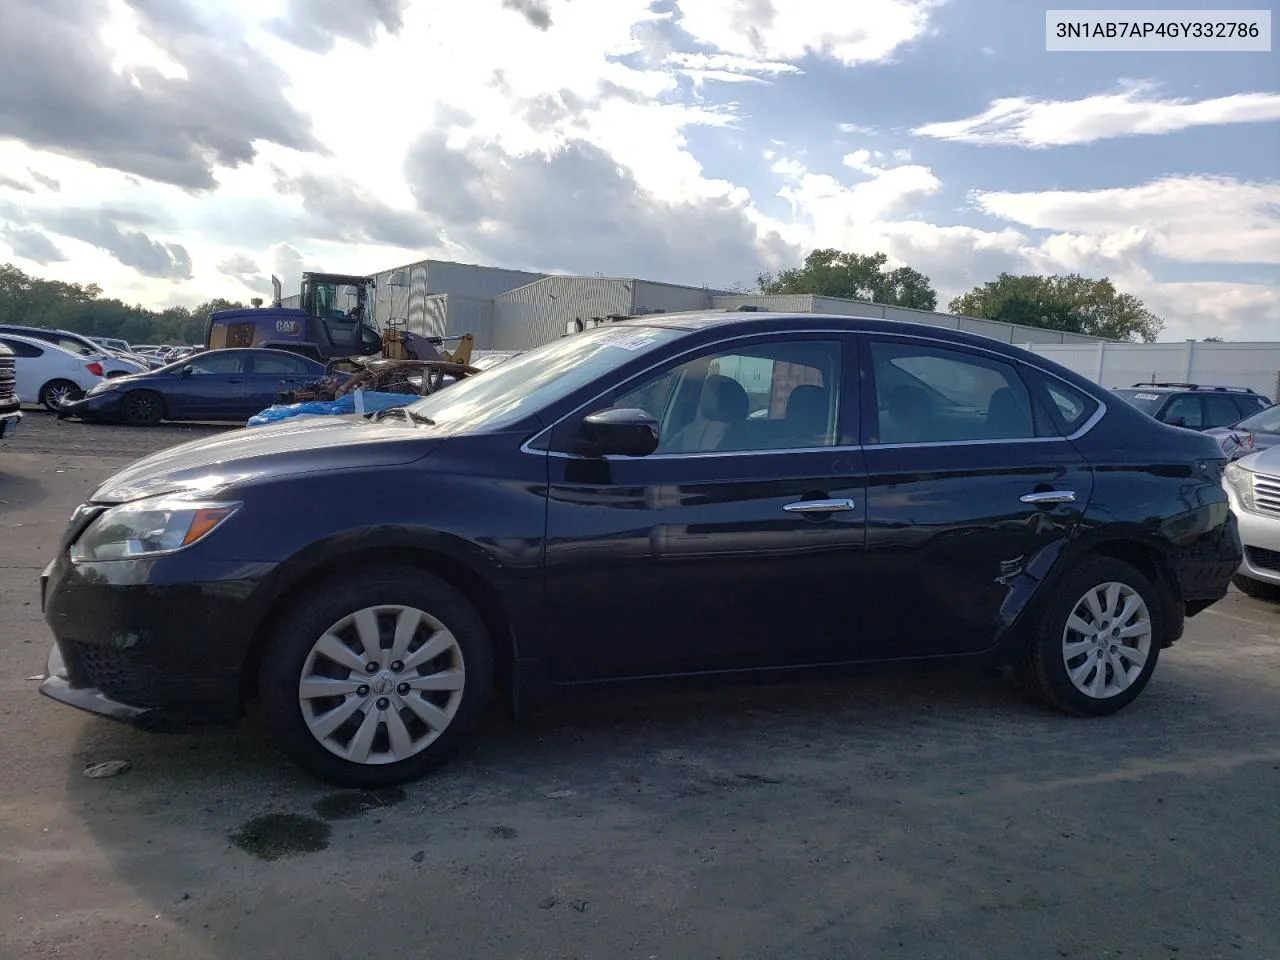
1041 376 1100 434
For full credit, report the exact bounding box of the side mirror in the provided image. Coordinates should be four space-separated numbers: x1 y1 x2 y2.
180 365 194 377
580 407 659 458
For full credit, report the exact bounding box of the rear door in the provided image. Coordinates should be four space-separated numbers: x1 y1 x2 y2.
244 351 318 415
1160 394 1204 430
858 335 1095 659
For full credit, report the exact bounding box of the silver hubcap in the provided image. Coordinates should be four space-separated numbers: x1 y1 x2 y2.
48 385 75 406
298 604 465 765
1062 581 1152 699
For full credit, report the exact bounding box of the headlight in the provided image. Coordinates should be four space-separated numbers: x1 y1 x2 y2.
86 381 120 396
1225 461 1256 512
70 496 240 562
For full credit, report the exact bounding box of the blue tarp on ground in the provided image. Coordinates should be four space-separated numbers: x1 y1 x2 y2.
247 390 415 427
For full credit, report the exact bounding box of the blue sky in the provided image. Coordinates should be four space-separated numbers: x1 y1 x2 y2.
0 0 1276 340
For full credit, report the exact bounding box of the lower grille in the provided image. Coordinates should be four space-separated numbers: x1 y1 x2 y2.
59 639 161 708
1246 546 1280 573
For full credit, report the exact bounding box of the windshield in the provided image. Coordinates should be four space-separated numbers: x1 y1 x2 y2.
404 324 684 433
1233 403 1280 433
1112 389 1165 414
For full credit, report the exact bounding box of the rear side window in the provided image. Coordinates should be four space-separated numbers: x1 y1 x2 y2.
1204 395 1244 428
1043 377 1100 434
0 338 43 358
869 341 1036 443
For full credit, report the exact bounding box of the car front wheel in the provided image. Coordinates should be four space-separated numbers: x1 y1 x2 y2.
258 566 493 787
120 390 165 427
1025 557 1163 716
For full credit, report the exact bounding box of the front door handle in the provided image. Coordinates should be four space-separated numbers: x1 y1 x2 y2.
1020 490 1076 505
784 498 857 514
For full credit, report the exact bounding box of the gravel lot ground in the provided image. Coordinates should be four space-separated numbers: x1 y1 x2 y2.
2 411 1279 960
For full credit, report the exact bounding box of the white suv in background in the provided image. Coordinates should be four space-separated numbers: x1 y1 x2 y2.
1223 445 1280 599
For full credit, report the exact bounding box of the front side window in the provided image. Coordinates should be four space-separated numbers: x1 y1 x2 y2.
871 341 1036 444
1162 395 1203 429
612 338 842 454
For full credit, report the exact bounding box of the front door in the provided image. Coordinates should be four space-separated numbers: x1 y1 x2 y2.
173 350 248 419
541 332 867 683
858 335 1094 659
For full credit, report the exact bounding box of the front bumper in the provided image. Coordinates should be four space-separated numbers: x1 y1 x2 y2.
58 391 124 421
39 549 278 727
1226 488 1280 586
0 408 20 439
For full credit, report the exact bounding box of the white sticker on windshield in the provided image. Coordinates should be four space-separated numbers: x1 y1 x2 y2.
1134 393 1160 401
608 332 659 351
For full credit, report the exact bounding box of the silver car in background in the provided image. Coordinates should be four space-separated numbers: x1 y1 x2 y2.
1223 444 1280 599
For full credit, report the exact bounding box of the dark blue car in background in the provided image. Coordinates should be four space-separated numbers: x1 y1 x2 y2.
59 348 329 426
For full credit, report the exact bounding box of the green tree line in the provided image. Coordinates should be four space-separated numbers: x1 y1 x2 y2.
0 263 244 347
757 249 1164 342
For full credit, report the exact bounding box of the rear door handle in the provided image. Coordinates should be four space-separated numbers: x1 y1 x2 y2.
1020 490 1076 505
784 498 857 514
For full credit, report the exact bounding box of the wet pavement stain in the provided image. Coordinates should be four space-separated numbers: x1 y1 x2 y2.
313 786 407 821
230 813 331 860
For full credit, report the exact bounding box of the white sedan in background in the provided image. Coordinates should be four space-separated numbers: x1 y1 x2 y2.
0 333 107 412
1223 444 1280 599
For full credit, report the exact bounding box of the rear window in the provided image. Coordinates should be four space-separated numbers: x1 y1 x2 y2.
1112 389 1165 414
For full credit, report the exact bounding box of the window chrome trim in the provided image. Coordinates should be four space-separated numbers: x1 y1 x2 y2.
518 323 1110 461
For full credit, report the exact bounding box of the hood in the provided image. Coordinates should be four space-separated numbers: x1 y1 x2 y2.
91 415 441 504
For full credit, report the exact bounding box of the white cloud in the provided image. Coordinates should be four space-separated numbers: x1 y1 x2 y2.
1 0 1274 341
913 80 1280 147
674 0 939 66
972 176 1280 265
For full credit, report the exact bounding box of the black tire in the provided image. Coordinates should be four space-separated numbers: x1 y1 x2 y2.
258 566 493 787
1024 556 1164 717
39 379 82 413
1232 573 1280 601
120 390 165 427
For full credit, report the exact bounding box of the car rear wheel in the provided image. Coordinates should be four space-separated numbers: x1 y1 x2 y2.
1232 573 1280 601
1025 557 1163 716
39 379 82 413
120 390 165 427
258 566 493 787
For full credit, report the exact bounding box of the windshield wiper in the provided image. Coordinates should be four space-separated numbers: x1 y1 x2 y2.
370 405 435 426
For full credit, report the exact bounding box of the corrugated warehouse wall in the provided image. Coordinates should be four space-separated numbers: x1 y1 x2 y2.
370 260 543 334
1026 341 1280 399
493 277 633 350
632 280 715 314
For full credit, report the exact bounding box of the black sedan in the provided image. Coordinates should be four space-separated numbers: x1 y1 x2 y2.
38 312 1242 786
58 347 328 426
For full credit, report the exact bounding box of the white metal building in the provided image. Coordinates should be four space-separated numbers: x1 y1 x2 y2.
277 257 1276 397
320 258 1110 350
